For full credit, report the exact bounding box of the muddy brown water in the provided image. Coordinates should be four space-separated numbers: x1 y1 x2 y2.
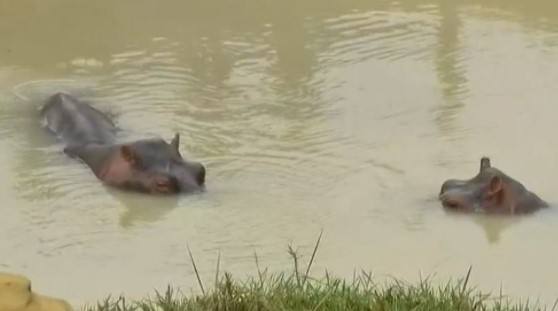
1 0 558 307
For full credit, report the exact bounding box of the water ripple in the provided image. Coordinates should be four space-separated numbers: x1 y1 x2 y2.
315 10 440 66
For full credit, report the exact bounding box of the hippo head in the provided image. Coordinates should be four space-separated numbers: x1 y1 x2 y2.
101 133 206 195
438 157 546 214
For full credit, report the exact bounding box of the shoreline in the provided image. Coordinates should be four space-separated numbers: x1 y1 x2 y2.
78 238 554 311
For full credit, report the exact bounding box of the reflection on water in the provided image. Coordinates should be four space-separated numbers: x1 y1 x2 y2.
432 0 467 143
472 215 524 244
1 0 558 307
104 188 181 228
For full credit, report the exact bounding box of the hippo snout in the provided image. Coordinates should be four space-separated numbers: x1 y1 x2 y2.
174 161 206 193
439 179 464 196
439 191 466 209
438 179 479 211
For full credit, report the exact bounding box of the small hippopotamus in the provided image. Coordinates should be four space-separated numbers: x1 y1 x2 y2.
439 157 548 214
41 92 206 195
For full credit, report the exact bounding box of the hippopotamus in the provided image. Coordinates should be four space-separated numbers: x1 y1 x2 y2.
40 92 205 195
439 157 547 214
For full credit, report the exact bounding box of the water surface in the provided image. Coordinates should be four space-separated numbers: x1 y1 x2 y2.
1 0 558 306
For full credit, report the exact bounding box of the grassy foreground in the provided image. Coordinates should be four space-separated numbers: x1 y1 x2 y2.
83 272 550 311
83 235 555 311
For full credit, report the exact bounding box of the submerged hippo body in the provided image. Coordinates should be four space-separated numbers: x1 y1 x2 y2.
439 157 547 214
41 93 205 195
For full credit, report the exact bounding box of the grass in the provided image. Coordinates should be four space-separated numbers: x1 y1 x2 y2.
81 232 557 311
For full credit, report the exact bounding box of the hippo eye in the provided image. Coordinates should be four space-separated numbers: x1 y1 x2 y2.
154 179 174 193
156 180 170 188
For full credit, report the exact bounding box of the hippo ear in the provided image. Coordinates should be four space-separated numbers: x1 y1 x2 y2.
171 133 180 150
487 175 502 196
480 157 491 172
120 145 140 166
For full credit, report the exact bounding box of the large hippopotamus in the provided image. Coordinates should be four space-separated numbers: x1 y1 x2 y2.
439 157 548 214
40 93 205 195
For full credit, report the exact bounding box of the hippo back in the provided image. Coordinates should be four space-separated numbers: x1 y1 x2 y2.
41 93 116 147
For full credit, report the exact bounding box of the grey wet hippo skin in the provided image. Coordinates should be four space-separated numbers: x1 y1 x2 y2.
439 157 548 214
41 92 117 146
41 92 206 195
